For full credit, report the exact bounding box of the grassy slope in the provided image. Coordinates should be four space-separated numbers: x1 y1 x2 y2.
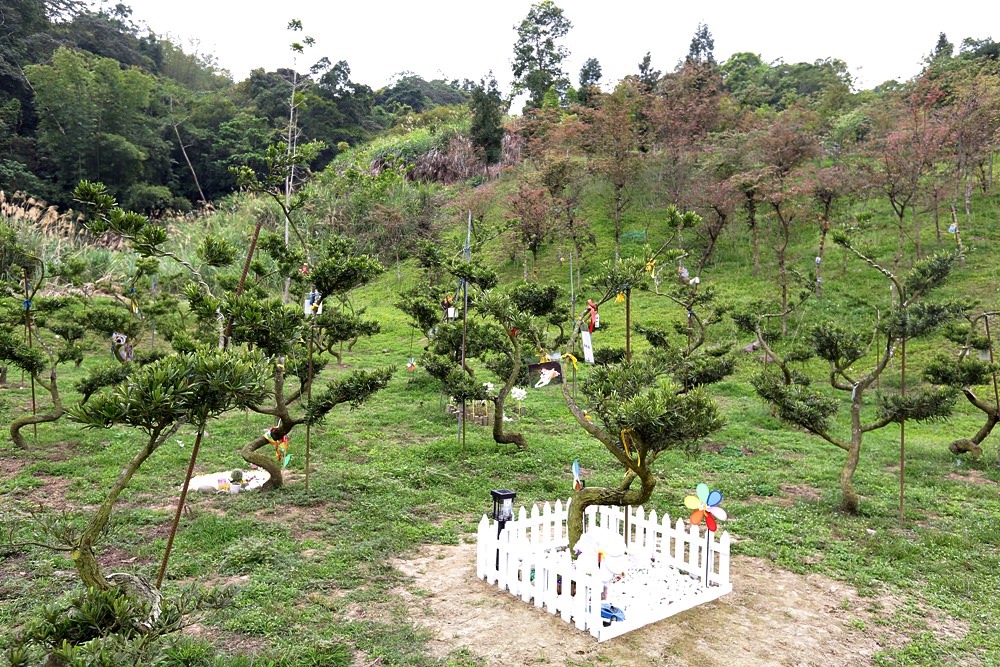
2 159 1000 665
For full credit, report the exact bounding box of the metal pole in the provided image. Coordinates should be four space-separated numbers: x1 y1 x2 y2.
898 291 906 527
23 270 37 442
459 211 472 452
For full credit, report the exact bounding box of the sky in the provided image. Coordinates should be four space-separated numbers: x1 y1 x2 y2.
112 0 997 93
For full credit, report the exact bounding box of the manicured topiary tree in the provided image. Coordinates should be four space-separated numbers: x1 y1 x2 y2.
560 252 724 553
66 348 271 590
751 236 960 513
923 310 1000 460
75 169 393 491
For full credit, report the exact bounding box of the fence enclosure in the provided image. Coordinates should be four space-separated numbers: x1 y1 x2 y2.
476 498 732 642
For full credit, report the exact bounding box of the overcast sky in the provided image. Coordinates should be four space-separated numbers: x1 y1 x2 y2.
114 0 996 93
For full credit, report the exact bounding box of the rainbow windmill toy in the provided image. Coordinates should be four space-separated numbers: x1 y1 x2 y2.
684 482 726 531
684 482 727 586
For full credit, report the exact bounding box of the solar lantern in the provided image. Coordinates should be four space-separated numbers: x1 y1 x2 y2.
491 489 516 569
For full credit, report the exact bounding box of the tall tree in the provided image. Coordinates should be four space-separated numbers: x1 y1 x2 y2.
469 73 505 164
581 80 644 262
511 0 572 111
577 57 602 107
687 22 716 66
636 51 661 94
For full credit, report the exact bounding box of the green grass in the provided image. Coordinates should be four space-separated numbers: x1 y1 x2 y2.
4 161 1000 665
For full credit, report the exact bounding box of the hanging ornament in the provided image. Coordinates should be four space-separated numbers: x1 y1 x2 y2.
534 367 560 388
304 291 323 316
581 331 595 364
264 428 291 468
406 357 416 372
111 332 133 363
677 266 690 284
615 292 625 303
586 299 599 332
561 353 579 370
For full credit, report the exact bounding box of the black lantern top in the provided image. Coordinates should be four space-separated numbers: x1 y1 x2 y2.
491 489 516 522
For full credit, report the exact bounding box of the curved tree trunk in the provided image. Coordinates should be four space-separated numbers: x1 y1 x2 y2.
241 431 287 491
567 471 655 556
840 397 865 513
10 370 63 448
10 407 65 449
74 423 183 589
839 443 861 513
949 387 1000 457
490 333 527 451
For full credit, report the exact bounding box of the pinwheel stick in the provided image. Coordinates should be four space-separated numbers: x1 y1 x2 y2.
705 530 711 586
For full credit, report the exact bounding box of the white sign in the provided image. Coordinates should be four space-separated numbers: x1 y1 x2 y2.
581 331 595 364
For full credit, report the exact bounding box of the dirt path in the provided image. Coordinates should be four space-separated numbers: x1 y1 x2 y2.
392 541 904 667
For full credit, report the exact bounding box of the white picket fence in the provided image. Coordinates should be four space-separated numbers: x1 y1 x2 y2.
476 498 732 642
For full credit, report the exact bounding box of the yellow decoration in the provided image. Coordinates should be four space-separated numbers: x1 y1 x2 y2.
561 353 578 370
646 259 656 274
620 428 641 466
616 292 625 303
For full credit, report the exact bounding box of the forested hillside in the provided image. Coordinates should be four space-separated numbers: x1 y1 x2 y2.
0 1 473 210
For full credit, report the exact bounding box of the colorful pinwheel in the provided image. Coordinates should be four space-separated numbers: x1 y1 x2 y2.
685 482 727 532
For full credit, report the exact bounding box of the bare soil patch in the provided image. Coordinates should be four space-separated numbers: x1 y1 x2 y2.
945 469 997 486
391 540 913 667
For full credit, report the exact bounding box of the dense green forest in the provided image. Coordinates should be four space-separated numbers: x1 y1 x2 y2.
0 0 474 210
3 0 997 217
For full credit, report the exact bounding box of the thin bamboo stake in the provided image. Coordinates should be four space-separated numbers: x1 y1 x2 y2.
899 304 907 527
157 427 205 588
305 323 314 491
625 288 631 363
23 270 37 442
985 315 1000 418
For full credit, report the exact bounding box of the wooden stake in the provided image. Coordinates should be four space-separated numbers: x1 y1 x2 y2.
157 427 205 589
306 323 314 490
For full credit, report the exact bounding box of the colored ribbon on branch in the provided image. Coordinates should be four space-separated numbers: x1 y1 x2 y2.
586 299 598 333
264 427 291 468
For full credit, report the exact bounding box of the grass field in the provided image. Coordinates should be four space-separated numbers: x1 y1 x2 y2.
3 174 1000 665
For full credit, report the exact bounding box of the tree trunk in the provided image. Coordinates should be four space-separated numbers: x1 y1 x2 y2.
840 395 864 513
10 407 65 449
567 473 654 556
74 423 183 589
241 432 286 491
816 222 829 297
490 336 527 450
10 369 63 448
